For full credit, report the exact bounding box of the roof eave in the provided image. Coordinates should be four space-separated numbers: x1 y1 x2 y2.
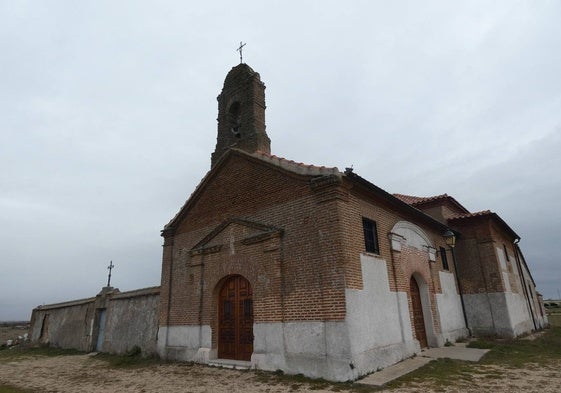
449 212 520 240
344 171 450 233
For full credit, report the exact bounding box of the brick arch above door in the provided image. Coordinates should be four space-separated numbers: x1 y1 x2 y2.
390 221 437 261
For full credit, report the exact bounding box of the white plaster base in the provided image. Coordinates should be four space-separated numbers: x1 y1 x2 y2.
505 292 535 336
253 321 356 381
464 292 534 337
436 271 469 343
157 325 212 361
158 321 357 381
156 256 481 381
344 254 425 377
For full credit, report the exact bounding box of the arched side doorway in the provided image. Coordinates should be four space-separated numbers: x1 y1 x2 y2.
218 275 254 361
410 276 428 348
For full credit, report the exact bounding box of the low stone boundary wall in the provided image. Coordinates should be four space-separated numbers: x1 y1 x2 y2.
29 286 160 355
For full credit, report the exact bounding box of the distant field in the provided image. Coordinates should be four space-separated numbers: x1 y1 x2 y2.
0 324 29 346
548 313 561 327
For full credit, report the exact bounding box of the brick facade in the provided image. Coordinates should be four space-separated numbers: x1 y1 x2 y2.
28 63 546 382
155 63 545 378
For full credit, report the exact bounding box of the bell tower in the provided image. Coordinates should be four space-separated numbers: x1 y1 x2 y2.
211 64 271 167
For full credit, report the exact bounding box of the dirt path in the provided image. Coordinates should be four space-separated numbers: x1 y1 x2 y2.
0 353 560 393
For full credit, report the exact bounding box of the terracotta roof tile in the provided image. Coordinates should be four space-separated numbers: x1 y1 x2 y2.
448 210 492 220
393 193 449 205
163 149 340 231
251 150 340 176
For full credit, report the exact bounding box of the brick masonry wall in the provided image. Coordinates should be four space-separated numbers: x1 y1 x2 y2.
337 183 455 337
339 186 453 291
451 218 506 294
489 222 521 294
159 152 348 334
159 150 468 346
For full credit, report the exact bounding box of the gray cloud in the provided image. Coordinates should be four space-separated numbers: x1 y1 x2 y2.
2 1 560 320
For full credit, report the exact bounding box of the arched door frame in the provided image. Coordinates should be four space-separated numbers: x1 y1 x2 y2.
216 274 254 361
410 273 437 348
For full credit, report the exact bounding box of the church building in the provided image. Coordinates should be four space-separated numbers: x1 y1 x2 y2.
155 63 546 381
30 63 547 382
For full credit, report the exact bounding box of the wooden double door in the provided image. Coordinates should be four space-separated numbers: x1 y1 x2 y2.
218 275 254 361
410 276 428 348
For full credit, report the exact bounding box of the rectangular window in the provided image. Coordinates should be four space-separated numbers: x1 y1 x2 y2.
362 217 380 254
503 244 510 261
440 246 449 270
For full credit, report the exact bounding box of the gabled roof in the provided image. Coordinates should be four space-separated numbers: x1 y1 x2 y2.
448 210 492 220
393 193 447 205
162 148 340 235
448 210 520 240
394 193 520 240
393 193 470 214
163 149 452 236
251 150 339 177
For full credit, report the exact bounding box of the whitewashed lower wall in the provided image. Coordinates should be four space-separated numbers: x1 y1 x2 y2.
436 271 468 342
464 292 534 337
504 292 534 336
158 321 356 381
157 254 471 381
344 254 418 378
157 325 212 361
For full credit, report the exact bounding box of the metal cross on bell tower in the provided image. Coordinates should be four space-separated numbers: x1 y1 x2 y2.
237 41 246 63
106 260 114 287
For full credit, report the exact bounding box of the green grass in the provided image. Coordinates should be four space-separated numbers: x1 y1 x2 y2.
548 313 561 327
386 325 561 389
478 328 561 368
0 345 83 361
254 371 376 392
0 385 33 393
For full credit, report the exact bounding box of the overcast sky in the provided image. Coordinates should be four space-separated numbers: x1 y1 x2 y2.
1 1 560 321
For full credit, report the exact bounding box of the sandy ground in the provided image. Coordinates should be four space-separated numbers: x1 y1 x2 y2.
0 353 560 393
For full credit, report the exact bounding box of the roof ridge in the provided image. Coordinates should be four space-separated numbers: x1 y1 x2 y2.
393 193 449 205
448 210 492 220
250 150 339 176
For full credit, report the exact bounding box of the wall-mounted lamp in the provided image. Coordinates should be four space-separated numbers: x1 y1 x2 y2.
443 229 456 248
442 228 471 336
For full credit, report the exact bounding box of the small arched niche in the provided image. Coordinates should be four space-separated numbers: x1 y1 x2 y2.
390 221 436 260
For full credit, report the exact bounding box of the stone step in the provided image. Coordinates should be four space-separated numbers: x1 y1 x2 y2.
207 359 251 370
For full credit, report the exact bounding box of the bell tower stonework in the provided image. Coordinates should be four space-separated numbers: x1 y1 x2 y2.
211 64 270 167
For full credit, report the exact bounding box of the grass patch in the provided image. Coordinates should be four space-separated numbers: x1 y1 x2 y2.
0 345 83 361
386 357 477 389
477 326 561 367
254 370 376 392
388 326 561 389
0 385 33 393
548 313 561 327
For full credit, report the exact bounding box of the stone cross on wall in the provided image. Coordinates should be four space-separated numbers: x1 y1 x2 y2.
107 260 114 287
